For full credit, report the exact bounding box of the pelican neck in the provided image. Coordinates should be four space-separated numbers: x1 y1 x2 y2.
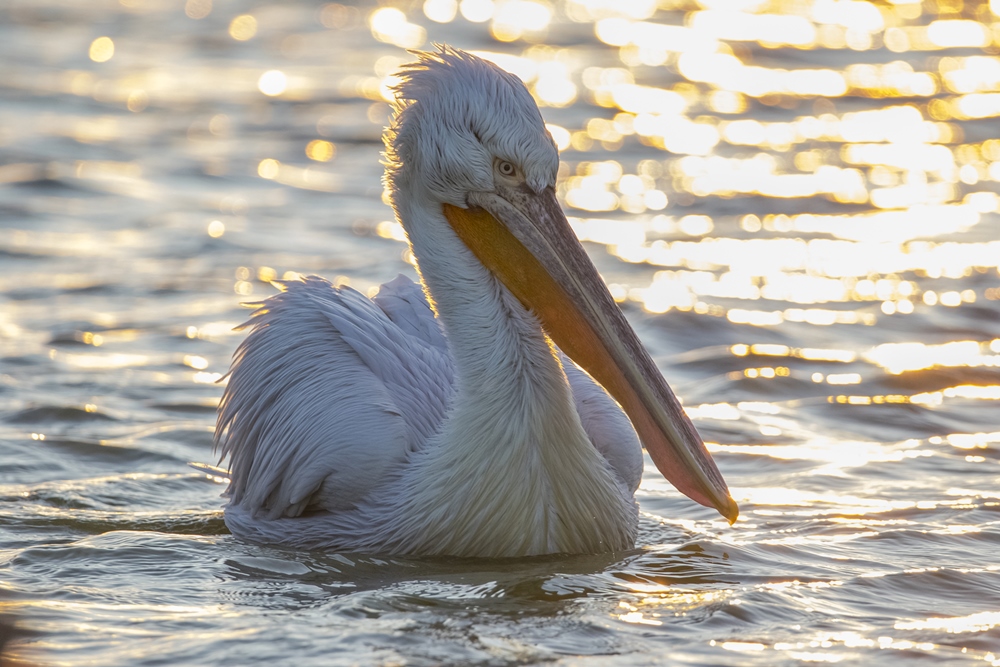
394 191 566 403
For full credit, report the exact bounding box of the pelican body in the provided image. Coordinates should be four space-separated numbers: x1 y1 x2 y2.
216 48 736 557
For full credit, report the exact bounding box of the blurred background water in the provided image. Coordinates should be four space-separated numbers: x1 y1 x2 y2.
1 0 1000 664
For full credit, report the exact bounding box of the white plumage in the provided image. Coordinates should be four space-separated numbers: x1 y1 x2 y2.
214 47 735 557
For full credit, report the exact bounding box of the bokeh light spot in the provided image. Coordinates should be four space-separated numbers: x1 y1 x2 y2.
229 14 258 41
306 140 336 162
258 70 287 96
89 37 114 63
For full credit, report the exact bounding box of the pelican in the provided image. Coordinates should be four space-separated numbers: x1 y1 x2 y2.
214 47 737 557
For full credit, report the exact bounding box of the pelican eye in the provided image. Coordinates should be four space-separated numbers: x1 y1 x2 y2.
497 160 516 177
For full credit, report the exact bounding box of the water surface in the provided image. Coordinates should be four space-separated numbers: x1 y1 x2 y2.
2 0 1000 664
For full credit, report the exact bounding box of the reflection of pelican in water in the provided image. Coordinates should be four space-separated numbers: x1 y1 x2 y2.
214 47 737 557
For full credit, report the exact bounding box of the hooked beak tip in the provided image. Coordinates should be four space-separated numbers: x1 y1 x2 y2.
722 495 740 525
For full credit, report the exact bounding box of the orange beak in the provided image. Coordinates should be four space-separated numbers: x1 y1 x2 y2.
443 186 738 524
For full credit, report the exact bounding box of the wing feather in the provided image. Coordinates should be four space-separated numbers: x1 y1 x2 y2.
372 274 448 351
216 276 453 520
322 279 453 446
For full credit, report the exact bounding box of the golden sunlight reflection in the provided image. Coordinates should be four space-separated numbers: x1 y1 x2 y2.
714 642 767 653
910 384 1000 406
369 8 426 49
183 355 208 370
895 611 1000 633
712 439 931 477
59 352 150 369
256 158 339 192
933 431 1000 449
305 140 336 162
491 1 552 42
740 486 916 517
258 70 287 97
184 0 212 20
228 14 257 41
424 0 458 23
376 170 998 320
460 0 494 23
615 587 731 627
618 610 662 626
865 340 1000 374
546 123 571 151
89 37 115 63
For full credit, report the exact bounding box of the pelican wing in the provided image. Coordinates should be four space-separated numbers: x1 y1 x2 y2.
371 274 448 352
216 276 453 520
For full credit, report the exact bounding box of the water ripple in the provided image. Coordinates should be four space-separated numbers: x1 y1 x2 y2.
2 0 1000 664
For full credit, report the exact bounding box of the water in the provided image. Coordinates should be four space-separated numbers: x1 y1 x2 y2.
2 0 1000 664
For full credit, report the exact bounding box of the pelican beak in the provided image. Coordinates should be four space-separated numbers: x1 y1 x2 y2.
443 187 738 524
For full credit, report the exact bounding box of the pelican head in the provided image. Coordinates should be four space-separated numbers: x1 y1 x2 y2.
384 47 558 209
383 47 738 524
